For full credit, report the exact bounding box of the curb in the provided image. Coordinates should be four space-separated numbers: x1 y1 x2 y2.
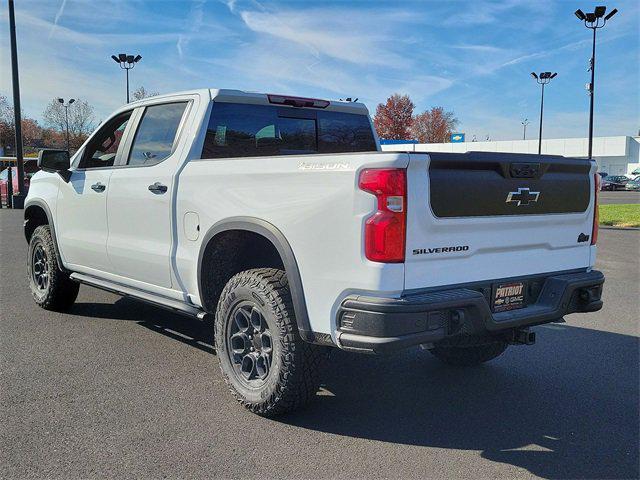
599 225 640 231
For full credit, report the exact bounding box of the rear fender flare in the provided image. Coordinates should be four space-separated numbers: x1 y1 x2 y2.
197 217 314 343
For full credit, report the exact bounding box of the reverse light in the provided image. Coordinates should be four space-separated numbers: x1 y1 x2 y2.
359 168 407 263
267 94 330 109
592 173 600 245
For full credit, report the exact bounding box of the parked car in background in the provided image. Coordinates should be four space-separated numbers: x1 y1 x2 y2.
624 177 640 191
601 175 629 191
0 159 39 205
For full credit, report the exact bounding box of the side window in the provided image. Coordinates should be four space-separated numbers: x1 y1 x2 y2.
79 111 131 169
127 102 187 167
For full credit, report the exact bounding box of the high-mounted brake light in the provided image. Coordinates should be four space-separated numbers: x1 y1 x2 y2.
592 173 600 245
267 94 330 109
359 168 407 263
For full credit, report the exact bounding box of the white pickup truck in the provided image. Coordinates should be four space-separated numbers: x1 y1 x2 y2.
25 89 604 416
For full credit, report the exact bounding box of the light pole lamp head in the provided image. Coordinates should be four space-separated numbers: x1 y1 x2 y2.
57 98 64 104
68 99 75 105
134 55 142 63
575 9 586 20
530 72 538 80
594 6 607 18
118 53 127 62
111 55 120 63
604 8 618 20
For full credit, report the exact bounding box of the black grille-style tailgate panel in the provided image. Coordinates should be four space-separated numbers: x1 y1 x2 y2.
428 151 592 217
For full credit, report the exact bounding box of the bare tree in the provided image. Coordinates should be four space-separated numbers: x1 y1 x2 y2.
43 98 95 150
0 95 13 154
132 86 159 101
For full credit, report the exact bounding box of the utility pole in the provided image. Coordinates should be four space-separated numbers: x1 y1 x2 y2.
530 72 557 154
111 54 142 103
575 6 618 160
58 98 75 151
521 118 529 140
7 0 26 208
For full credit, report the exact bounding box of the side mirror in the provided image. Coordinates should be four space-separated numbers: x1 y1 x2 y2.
38 149 71 182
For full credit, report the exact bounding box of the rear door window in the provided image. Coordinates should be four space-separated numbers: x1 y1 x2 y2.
127 102 188 167
201 102 376 159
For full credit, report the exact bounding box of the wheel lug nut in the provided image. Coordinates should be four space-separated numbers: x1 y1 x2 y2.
250 347 254 351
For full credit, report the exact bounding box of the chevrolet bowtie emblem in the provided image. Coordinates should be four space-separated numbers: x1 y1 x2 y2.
506 187 540 206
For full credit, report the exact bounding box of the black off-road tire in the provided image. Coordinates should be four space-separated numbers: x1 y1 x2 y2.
430 336 508 367
214 268 325 416
27 225 79 311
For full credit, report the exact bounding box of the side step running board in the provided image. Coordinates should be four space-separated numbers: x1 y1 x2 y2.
70 272 208 320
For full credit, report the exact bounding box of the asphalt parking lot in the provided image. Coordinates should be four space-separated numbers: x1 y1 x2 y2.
1 209 638 479
599 190 639 204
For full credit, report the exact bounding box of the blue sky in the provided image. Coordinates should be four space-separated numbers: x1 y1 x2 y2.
1 0 638 140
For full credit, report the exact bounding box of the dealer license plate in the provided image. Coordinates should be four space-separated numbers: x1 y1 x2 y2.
492 281 526 312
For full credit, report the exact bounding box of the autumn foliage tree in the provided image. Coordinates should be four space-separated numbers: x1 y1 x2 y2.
411 107 458 143
0 95 45 156
373 94 414 140
373 93 458 143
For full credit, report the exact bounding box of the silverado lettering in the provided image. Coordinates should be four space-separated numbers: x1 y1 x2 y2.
413 246 469 255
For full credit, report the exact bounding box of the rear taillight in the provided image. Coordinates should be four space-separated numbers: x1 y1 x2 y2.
592 173 600 245
358 168 407 263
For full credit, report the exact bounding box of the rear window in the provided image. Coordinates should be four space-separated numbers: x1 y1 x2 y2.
201 102 376 159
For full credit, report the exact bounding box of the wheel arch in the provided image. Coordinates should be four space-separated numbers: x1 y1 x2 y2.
24 200 66 272
197 217 314 343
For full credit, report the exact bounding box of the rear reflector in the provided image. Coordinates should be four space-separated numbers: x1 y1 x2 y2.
267 94 330 109
359 168 407 263
592 173 600 245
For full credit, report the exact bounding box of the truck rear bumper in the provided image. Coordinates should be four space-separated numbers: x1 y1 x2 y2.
336 270 604 354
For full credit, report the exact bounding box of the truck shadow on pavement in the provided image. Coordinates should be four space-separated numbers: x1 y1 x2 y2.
291 324 639 480
71 298 639 480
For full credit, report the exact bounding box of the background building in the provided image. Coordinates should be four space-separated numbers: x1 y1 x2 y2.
381 136 640 177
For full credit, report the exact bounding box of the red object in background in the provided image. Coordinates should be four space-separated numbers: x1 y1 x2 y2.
1 161 36 205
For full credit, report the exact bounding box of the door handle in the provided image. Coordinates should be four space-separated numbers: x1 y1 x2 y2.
148 182 168 194
91 182 106 192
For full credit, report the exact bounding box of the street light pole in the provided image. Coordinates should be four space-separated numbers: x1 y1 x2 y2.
111 54 142 103
7 0 25 208
575 6 618 160
57 98 75 151
530 71 557 154
521 118 529 140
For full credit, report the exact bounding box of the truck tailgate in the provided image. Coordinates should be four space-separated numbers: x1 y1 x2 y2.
404 151 597 290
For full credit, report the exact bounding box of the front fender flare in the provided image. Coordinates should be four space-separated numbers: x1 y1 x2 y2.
24 199 66 271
